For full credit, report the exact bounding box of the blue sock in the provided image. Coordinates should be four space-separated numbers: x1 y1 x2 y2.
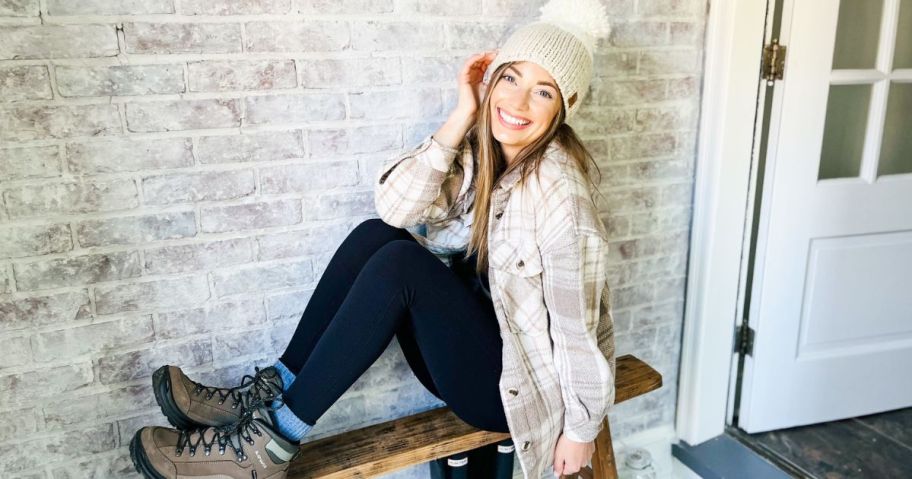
270 397 313 443
273 359 296 392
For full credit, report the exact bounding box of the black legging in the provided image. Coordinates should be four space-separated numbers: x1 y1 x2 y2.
278 218 509 433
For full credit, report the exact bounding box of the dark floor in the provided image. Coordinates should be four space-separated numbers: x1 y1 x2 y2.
738 407 912 478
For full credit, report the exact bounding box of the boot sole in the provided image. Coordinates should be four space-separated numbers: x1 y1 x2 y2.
152 365 205 430
129 428 168 479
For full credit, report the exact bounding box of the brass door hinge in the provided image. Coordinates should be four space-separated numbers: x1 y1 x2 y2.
761 39 786 85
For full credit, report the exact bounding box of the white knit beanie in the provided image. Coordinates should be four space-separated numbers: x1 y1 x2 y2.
487 0 612 120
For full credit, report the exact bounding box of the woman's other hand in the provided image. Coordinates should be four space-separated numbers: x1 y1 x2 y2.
455 50 498 118
552 433 596 477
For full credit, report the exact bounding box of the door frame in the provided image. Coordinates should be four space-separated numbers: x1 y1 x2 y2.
674 0 771 445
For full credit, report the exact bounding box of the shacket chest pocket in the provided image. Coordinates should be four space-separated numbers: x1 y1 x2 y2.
488 236 548 335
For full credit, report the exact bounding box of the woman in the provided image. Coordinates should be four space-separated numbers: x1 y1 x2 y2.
129 1 615 478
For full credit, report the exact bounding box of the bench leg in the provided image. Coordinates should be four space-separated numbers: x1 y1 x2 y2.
560 417 618 479
591 417 618 479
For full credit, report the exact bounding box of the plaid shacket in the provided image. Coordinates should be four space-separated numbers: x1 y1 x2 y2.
374 133 616 479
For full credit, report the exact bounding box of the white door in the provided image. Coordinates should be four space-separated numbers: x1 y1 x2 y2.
739 0 912 433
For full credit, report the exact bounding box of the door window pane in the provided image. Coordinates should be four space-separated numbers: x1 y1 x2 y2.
878 83 912 176
894 0 912 68
819 85 872 180
832 0 883 69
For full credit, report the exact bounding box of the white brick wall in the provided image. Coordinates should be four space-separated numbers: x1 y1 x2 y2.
0 0 705 477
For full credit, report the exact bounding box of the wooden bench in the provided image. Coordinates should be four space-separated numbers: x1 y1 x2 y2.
289 354 662 479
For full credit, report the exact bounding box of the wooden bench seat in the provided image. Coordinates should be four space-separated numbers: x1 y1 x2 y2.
289 354 662 479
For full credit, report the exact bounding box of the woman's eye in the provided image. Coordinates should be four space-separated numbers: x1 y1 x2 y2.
501 74 515 83
539 90 553 99
501 73 553 99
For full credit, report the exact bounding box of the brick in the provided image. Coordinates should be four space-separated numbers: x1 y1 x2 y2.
94 275 210 314
245 21 348 52
244 93 345 125
0 408 39 443
0 145 61 180
47 0 173 14
260 161 358 194
144 237 253 275
3 179 138 218
197 131 304 164
0 0 38 16
0 423 116 473
51 452 136 479
126 99 241 132
188 59 296 92
668 76 698 100
31 315 154 363
212 260 312 297
44 385 153 428
75 211 197 247
299 57 401 87
609 133 676 160
56 64 184 97
200 199 302 233
0 25 118 60
0 335 31 369
266 289 312 322
0 363 93 405
594 52 638 78
351 21 444 51
257 221 351 260
154 298 265 338
635 105 693 131
610 21 669 47
592 78 667 106
0 104 121 141
124 22 242 54
401 55 460 83
0 65 52 100
444 23 502 50
96 338 211 384
412 0 480 15
0 290 91 332
211 328 274 362
308 125 399 156
66 137 193 174
14 251 142 291
302 190 373 220
349 88 442 120
182 0 291 15
142 169 255 205
0 223 72 259
638 0 702 17
638 49 700 75
297 0 392 14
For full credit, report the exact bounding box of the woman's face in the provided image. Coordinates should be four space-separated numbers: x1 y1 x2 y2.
488 61 562 161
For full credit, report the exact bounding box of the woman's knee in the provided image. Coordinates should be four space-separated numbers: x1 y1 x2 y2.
353 217 404 238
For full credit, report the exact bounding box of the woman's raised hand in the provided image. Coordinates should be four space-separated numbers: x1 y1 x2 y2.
455 50 498 119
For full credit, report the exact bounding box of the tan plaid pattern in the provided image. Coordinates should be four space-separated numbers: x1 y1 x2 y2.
374 134 616 479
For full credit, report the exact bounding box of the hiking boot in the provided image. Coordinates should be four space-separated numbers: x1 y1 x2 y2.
152 365 284 430
130 400 300 479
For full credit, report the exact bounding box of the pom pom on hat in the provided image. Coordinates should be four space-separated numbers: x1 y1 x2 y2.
538 0 612 57
486 0 612 119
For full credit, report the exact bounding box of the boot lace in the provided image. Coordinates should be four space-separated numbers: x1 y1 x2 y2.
174 398 278 461
191 366 283 410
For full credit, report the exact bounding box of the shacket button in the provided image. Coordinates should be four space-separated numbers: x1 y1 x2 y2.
516 260 524 268
507 387 518 396
495 211 503 219
520 441 531 451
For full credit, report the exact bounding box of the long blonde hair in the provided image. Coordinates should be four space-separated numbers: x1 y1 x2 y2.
465 61 604 275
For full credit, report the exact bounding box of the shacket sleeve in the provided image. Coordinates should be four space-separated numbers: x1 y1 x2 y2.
536 164 616 444
374 133 471 228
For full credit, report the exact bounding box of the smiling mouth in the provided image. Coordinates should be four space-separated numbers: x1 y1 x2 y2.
497 107 532 127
